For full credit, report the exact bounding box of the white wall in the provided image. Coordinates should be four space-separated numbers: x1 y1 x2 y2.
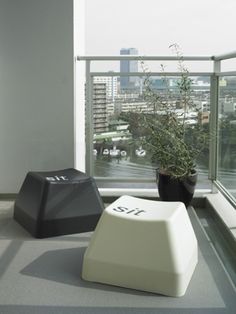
0 0 84 193
74 0 86 173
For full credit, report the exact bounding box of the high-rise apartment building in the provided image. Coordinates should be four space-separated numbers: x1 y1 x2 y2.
93 75 118 101
93 83 108 133
120 48 138 92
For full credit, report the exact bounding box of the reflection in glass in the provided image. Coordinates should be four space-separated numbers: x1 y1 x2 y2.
218 77 236 200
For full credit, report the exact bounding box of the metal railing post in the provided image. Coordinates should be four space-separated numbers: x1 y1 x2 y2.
209 60 221 187
85 60 94 176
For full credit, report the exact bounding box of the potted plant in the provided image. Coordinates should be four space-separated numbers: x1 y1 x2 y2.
125 44 209 206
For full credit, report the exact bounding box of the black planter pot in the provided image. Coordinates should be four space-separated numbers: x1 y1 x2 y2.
156 169 198 207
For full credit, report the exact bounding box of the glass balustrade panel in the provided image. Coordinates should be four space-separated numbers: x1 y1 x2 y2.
218 77 236 200
90 75 211 189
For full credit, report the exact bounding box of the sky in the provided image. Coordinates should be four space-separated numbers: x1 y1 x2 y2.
85 0 236 71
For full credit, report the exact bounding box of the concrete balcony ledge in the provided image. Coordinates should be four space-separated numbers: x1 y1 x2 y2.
205 192 236 241
99 188 211 198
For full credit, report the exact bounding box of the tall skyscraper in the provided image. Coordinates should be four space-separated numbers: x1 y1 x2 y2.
120 48 138 92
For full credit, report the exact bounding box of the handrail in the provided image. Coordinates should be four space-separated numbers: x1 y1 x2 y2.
216 71 236 76
78 52 236 63
77 55 213 61
90 71 213 77
213 51 236 61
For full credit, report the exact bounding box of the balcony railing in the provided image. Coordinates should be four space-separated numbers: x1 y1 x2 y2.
77 52 236 209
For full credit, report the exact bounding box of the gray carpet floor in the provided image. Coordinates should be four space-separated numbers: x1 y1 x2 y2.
0 201 236 314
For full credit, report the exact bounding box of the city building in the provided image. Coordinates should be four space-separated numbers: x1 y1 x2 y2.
118 101 153 114
94 75 118 101
106 102 115 117
198 111 210 124
224 101 236 114
108 119 129 132
195 100 210 112
120 48 139 92
93 83 108 133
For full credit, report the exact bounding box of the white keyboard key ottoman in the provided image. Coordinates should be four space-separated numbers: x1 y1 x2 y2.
82 195 198 297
